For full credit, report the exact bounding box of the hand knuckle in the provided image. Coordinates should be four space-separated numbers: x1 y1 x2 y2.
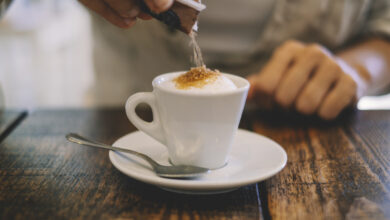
307 43 325 52
343 74 357 90
305 44 326 60
271 49 285 60
333 65 343 77
276 40 301 54
283 40 300 48
323 57 337 70
273 45 287 57
325 58 343 78
348 81 357 95
349 79 357 91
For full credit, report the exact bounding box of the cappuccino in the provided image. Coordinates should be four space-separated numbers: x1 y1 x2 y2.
159 67 237 93
126 71 250 169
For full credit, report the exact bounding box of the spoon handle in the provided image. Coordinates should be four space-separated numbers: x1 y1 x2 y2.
66 133 159 168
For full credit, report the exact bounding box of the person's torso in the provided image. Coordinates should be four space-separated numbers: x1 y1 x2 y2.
92 0 372 91
197 0 275 61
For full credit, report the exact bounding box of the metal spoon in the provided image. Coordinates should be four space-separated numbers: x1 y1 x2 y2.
66 133 210 179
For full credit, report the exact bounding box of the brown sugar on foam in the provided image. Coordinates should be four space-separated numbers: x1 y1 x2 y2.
173 66 221 90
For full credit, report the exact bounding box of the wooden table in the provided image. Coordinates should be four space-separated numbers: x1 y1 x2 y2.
0 108 389 219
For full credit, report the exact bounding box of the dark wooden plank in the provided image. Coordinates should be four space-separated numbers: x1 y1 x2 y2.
250 110 390 219
0 110 27 142
0 109 263 219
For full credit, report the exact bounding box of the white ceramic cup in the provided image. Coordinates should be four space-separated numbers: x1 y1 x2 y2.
125 71 249 169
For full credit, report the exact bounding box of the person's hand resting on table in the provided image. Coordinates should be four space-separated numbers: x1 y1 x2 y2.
78 0 173 28
247 39 390 120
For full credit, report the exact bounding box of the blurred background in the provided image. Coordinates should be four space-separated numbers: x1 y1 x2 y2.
0 0 93 109
0 0 389 110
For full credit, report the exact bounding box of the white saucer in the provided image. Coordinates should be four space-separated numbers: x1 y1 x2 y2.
109 129 287 194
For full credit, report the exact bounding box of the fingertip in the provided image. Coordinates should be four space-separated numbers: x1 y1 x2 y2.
247 86 254 100
295 99 315 115
318 110 337 121
317 99 342 120
108 19 131 29
123 17 137 28
138 12 153 20
247 74 261 88
246 75 259 101
127 7 141 18
275 89 292 108
145 0 173 13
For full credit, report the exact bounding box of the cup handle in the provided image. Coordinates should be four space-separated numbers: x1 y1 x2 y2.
125 92 166 144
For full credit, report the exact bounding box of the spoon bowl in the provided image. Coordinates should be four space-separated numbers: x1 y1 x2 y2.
66 133 210 179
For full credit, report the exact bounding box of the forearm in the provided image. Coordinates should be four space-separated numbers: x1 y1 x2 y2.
337 37 390 95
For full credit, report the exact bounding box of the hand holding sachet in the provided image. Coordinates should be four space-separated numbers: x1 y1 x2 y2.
140 0 205 34
79 0 205 34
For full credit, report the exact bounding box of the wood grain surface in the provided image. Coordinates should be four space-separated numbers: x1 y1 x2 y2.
0 109 262 220
247 110 390 220
0 108 389 219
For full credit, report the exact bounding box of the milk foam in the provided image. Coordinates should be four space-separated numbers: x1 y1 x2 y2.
159 73 237 93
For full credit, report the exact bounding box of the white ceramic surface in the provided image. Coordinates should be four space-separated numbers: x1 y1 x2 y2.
125 72 249 169
109 129 287 194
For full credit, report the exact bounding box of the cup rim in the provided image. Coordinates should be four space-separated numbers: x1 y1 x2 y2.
152 71 250 96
